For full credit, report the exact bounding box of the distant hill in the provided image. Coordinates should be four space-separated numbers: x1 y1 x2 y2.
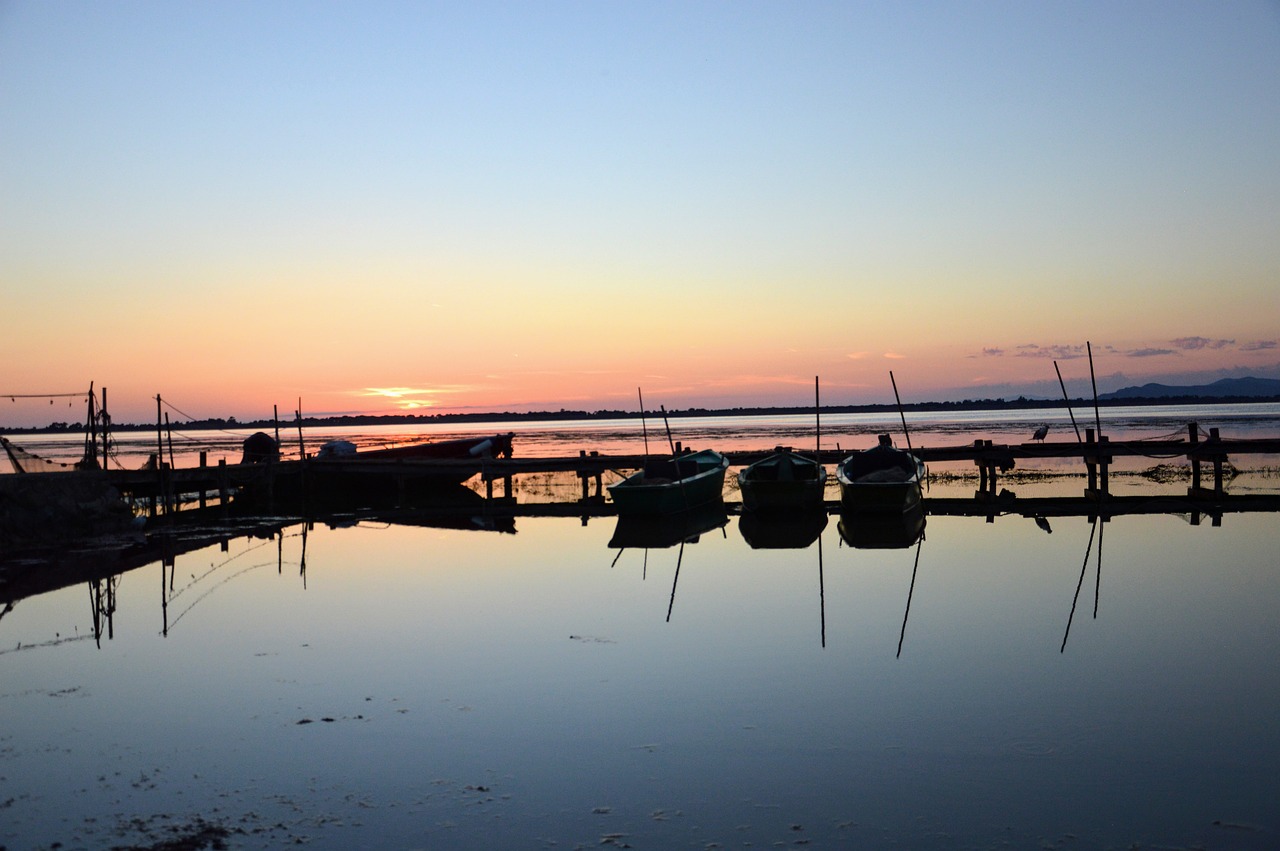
1099 376 1280 400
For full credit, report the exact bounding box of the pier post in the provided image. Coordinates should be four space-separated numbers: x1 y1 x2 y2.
199 451 208 509
218 458 228 506
1098 436 1110 497
1084 429 1098 496
1210 428 1224 496
1189 423 1202 494
974 440 988 498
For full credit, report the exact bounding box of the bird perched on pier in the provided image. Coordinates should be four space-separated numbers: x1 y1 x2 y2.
1031 424 1049 442
1034 515 1053 534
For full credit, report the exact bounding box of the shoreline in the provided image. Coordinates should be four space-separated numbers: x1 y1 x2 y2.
5 394 1280 435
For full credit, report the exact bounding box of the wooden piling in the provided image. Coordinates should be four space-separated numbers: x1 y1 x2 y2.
1189 423 1202 494
198 451 208 509
1084 429 1098 495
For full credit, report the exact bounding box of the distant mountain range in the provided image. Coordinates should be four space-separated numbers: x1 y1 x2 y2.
1099 376 1280 400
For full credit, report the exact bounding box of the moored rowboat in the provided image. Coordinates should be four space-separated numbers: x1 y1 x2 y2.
317 433 514 461
608 448 729 515
737 446 827 512
836 434 925 513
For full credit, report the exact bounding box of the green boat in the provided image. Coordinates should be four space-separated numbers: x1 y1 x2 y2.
836 434 925 514
737 447 827 513
608 448 729 515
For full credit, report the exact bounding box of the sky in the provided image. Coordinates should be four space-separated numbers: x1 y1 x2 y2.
2 1 1278 427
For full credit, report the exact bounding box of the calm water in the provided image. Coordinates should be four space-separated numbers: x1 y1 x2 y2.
3 407 1279 849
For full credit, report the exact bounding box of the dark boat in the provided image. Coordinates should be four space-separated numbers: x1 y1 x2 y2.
836 434 925 513
737 447 827 512
317 432 514 461
608 448 729 515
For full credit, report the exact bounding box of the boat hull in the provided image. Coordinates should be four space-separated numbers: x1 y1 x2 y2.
352 433 514 461
836 443 925 514
608 450 729 515
737 450 828 512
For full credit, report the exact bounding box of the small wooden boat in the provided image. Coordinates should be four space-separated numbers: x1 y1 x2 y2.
737 447 827 512
836 434 925 513
296 433 516 495
318 432 514 461
608 448 729 515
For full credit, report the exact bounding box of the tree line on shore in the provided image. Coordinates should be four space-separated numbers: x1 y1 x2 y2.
7 393 1279 435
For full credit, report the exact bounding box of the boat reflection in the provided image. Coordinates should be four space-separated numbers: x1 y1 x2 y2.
607 502 729 550
837 505 926 549
738 509 828 550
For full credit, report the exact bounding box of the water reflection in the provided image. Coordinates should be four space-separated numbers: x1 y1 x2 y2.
1061 516 1103 653
738 509 827 549
837 505 926 549
2 501 1279 850
606 502 728 550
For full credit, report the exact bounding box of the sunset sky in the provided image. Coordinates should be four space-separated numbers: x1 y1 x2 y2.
2 1 1278 428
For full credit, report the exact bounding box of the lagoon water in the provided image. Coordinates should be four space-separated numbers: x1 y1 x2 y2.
3 405 1279 849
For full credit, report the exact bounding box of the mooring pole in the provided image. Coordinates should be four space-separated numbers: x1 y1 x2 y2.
101 386 109 470
1087 341 1102 438
1054 361 1083 444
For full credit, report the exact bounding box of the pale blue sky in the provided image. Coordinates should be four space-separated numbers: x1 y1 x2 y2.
2 1 1278 424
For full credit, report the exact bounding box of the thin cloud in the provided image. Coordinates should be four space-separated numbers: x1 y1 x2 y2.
1172 336 1235 350
846 352 870 360
360 385 474 411
884 352 906 360
1241 340 1278 351
1015 344 1087 359
981 347 1004 357
1126 348 1176 358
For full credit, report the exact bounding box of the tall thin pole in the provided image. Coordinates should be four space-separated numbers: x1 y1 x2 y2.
637 388 649 459
84 382 97 467
101 387 109 470
1087 341 1102 438
155 395 164 466
660 405 677 455
295 398 305 459
1054 361 1083 444
889 371 915 458
814 375 821 461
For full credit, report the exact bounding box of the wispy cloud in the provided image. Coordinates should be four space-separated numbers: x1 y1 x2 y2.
1014 344 1087 359
1172 336 1235 350
1241 340 1278 351
1126 348 1176 358
846 352 870 360
981 347 1004 357
884 352 906 360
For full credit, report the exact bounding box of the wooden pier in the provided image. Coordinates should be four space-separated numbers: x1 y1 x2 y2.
95 422 1280 514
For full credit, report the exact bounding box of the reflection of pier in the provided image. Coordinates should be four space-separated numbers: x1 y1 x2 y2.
0 493 516 615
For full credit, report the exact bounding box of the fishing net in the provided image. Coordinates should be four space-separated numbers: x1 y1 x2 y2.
0 436 80 474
